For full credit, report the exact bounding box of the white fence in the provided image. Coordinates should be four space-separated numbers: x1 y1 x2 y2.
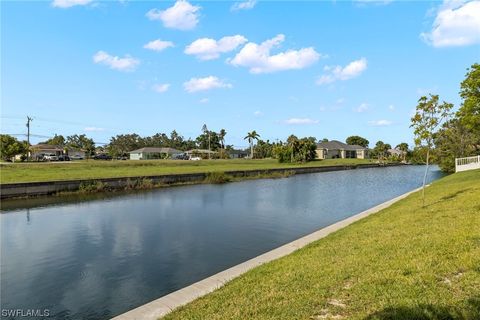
455 155 480 173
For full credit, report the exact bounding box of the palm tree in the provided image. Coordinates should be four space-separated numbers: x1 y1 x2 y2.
396 142 409 162
202 124 211 159
244 130 260 159
219 129 227 149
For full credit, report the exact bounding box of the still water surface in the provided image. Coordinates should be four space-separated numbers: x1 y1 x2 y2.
1 166 444 319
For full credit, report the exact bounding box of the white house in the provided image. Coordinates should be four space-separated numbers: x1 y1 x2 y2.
129 147 183 160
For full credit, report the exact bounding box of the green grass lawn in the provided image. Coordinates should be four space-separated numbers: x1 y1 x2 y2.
163 170 480 320
0 158 373 184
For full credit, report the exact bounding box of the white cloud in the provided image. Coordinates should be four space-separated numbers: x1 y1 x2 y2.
355 102 369 113
388 104 395 111
231 0 256 11
185 35 248 60
284 118 319 125
52 0 92 8
421 0 480 47
199 98 209 103
229 34 322 74
369 119 392 126
84 127 104 132
316 58 367 85
146 0 200 31
183 76 232 93
152 83 170 93
93 51 139 72
144 39 174 52
254 110 263 116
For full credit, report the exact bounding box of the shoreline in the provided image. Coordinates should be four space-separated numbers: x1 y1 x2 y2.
0 163 403 200
111 185 422 320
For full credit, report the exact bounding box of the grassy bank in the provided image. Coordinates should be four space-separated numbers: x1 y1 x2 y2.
164 170 480 320
0 158 373 184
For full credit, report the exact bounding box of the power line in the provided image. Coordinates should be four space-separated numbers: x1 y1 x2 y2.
4 133 52 139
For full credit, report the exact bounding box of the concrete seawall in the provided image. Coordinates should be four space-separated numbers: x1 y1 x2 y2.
0 163 401 199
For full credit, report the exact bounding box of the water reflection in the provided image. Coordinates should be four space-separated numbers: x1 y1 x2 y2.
1 166 445 319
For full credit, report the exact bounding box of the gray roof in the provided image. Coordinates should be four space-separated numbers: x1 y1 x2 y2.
186 149 217 154
316 140 366 151
129 147 183 154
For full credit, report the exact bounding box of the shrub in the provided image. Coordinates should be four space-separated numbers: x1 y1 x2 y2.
204 172 232 184
79 180 106 193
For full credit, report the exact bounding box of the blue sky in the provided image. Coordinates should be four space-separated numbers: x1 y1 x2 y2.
2 0 479 148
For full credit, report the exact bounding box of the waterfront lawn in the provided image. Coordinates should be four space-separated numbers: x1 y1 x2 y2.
0 158 373 184
164 170 480 320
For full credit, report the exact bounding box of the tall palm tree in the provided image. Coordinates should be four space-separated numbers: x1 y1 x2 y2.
244 131 260 159
219 129 227 149
202 124 211 159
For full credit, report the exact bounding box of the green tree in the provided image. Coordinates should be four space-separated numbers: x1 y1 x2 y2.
244 131 260 159
255 139 274 159
346 135 369 148
42 134 66 146
434 119 476 173
108 134 144 157
219 129 227 149
395 142 409 162
196 128 221 152
411 94 453 206
373 141 389 163
457 63 480 146
66 134 95 157
0 134 27 161
273 136 316 163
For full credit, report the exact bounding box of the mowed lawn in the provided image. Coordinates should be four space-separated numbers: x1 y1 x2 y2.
0 158 373 184
163 170 480 320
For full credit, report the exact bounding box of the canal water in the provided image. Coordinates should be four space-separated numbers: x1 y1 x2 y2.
0 166 444 319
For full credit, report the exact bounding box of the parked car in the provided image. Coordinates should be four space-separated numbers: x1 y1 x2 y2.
43 154 58 161
58 155 70 161
116 155 128 160
189 156 202 161
93 154 112 160
173 153 189 160
70 155 84 160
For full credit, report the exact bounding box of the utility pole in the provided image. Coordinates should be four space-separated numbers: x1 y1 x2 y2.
26 116 33 161
208 131 211 160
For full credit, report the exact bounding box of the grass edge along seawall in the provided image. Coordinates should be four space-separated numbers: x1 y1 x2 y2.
0 158 374 184
0 162 399 199
151 170 479 319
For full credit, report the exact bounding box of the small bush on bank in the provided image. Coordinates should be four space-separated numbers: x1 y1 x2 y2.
79 180 106 193
204 172 232 184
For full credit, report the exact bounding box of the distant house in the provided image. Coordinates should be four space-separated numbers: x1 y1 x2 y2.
229 149 248 159
129 147 183 160
30 144 86 160
185 149 218 159
316 140 368 159
388 148 405 157
30 144 64 160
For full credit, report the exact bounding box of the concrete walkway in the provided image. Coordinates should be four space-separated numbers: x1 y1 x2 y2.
111 186 422 320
